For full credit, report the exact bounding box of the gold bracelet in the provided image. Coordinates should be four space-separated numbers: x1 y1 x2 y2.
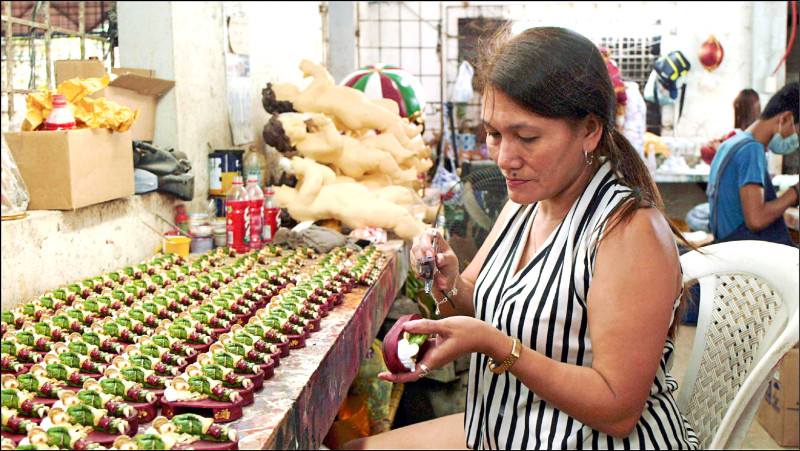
488 336 521 374
434 278 458 315
446 278 458 298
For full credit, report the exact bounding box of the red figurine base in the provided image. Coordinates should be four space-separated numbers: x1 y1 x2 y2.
85 413 138 446
160 396 246 423
130 396 160 423
181 439 239 450
241 368 265 391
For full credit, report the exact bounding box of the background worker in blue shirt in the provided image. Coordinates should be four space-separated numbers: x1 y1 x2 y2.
707 81 800 246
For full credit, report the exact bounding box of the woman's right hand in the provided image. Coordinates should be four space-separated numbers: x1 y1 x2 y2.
410 229 460 293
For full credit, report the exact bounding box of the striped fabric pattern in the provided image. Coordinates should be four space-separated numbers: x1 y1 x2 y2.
464 162 699 449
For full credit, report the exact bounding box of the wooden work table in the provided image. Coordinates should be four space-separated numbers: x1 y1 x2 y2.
231 240 408 449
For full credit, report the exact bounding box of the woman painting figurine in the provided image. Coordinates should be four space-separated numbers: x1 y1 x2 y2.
346 26 699 449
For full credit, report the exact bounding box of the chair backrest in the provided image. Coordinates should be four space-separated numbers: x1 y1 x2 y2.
677 240 799 449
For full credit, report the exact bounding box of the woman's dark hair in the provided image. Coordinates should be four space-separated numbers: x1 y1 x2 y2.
760 81 799 124
733 89 760 130
475 26 688 239
476 26 694 336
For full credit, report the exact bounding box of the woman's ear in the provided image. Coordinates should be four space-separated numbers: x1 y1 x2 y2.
582 115 604 153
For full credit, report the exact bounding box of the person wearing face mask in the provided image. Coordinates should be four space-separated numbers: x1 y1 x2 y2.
344 26 698 450
706 81 799 246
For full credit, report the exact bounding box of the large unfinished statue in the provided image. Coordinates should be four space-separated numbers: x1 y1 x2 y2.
278 113 426 186
271 60 423 147
274 157 428 240
262 60 437 239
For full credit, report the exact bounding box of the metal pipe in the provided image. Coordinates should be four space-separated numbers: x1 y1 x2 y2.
79 1 85 59
44 1 52 90
4 1 14 123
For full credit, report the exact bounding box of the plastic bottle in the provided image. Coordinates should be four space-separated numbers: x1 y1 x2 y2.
242 145 268 189
226 176 249 253
245 174 264 251
263 186 281 243
45 94 76 131
174 204 190 235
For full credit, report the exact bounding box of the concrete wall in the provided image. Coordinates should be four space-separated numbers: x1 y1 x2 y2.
118 1 325 211
663 1 787 139
240 1 325 151
0 193 177 311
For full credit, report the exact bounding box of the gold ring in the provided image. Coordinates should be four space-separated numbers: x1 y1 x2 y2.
418 364 431 378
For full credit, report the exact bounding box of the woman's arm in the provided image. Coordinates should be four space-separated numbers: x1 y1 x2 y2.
392 206 681 439
411 200 518 318
740 182 800 232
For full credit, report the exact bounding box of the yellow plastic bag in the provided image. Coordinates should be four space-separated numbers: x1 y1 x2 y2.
22 75 140 133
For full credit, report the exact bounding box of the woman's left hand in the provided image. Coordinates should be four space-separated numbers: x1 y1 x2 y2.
378 316 494 383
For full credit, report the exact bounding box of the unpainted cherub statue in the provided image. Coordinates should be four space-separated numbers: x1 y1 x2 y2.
270 60 423 148
274 157 430 240
277 112 423 186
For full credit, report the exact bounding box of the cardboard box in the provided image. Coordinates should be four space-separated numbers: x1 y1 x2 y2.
55 60 175 141
3 128 135 211
112 68 155 78
55 59 106 99
104 73 175 142
757 346 799 447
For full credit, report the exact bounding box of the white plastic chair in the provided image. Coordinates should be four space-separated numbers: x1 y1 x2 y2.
677 240 799 449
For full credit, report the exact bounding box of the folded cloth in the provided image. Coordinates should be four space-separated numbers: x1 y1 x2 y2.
685 202 711 232
272 225 363 254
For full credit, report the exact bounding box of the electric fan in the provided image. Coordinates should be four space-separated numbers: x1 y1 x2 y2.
436 162 508 271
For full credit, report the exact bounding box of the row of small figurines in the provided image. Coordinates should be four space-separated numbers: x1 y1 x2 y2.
0 258 363 386
2 243 385 362
0 243 357 371
2 247 388 449
0 256 364 390
1 398 238 450
3 243 370 339
1 339 265 428
1 244 301 334
0 290 352 450
4 240 370 334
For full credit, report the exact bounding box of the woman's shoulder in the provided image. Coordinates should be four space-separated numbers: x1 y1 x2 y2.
602 206 677 256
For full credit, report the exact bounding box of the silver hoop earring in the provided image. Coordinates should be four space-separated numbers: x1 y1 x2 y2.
584 152 594 165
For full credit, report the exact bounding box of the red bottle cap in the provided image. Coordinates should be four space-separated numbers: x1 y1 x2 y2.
53 93 68 107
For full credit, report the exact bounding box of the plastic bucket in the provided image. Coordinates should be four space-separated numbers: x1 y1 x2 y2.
163 235 191 257
190 236 214 254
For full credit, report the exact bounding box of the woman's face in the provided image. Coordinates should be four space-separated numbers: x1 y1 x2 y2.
482 88 598 205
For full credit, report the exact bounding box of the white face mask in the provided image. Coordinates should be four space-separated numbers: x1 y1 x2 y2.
769 118 799 155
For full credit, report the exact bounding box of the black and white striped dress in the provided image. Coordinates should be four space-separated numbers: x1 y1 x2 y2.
464 162 699 449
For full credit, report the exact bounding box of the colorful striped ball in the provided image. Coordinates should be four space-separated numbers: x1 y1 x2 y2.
340 64 427 120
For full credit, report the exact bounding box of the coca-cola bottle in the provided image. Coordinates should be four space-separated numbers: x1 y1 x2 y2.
246 174 264 251
226 176 249 253
263 187 280 243
174 204 190 235
45 94 76 131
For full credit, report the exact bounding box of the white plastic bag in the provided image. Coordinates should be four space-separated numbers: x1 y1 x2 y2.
1 133 30 217
450 60 475 103
430 126 461 198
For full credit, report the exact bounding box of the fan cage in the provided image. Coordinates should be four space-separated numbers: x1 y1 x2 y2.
436 165 508 270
